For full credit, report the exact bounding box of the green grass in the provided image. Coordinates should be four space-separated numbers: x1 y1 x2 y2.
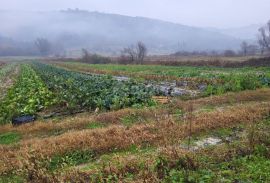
87 122 105 129
49 150 95 170
0 174 24 183
164 153 270 183
0 132 21 145
67 62 270 79
82 145 155 171
120 113 145 126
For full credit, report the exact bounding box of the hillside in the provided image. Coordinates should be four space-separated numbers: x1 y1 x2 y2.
0 10 242 54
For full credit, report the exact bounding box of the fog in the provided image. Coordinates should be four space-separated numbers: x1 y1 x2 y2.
0 1 269 56
1 0 270 28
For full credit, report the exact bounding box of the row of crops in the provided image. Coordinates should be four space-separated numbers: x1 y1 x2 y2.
204 73 270 95
0 63 156 124
0 64 56 124
62 63 270 96
67 63 270 79
32 63 156 110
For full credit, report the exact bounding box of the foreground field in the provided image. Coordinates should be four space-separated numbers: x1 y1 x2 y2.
0 61 270 182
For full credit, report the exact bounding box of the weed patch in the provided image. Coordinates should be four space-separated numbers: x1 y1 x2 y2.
0 132 21 145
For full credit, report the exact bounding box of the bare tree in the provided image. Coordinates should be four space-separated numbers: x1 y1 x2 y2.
81 48 90 62
35 38 51 56
258 21 270 55
121 41 147 64
122 46 137 63
136 41 147 64
258 37 266 55
241 41 248 56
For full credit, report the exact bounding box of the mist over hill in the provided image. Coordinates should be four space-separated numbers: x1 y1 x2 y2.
206 24 262 41
0 9 251 55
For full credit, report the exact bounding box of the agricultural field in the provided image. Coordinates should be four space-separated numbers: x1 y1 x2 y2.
55 62 270 96
0 60 270 182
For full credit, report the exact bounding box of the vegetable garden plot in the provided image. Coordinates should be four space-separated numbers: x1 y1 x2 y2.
62 63 270 96
0 64 56 124
32 63 156 112
0 63 157 125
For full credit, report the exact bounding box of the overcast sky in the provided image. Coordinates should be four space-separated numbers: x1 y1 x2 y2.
1 0 269 28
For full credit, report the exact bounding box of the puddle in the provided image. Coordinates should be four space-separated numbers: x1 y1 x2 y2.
112 75 203 97
195 137 222 148
147 81 200 97
113 76 130 82
181 137 223 151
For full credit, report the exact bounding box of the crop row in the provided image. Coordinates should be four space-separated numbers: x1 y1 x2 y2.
57 63 270 95
32 63 156 112
204 73 269 95
66 63 270 79
0 64 56 124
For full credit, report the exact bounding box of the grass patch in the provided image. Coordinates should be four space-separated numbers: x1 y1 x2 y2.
0 174 24 183
165 155 270 183
0 132 21 145
198 105 216 113
120 114 144 126
87 122 105 129
82 145 155 171
49 150 95 170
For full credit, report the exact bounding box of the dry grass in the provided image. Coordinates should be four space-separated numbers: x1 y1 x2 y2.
0 113 95 137
0 64 20 99
175 88 270 111
145 55 262 63
1 101 269 174
1 88 269 141
0 107 163 140
0 62 6 68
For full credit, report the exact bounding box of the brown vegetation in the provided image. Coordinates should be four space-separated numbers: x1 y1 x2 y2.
0 62 6 68
1 100 269 174
1 88 270 139
0 64 20 100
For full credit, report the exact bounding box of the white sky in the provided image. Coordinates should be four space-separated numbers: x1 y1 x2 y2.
1 0 270 28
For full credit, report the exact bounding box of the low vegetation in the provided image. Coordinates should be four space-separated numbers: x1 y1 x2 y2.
0 64 56 124
55 62 270 96
33 62 156 111
0 132 21 145
0 60 270 182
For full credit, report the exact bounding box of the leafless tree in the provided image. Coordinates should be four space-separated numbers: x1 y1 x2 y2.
121 41 147 64
81 48 90 62
258 39 266 55
122 46 137 63
35 38 51 56
241 41 248 56
258 20 270 55
136 41 147 64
